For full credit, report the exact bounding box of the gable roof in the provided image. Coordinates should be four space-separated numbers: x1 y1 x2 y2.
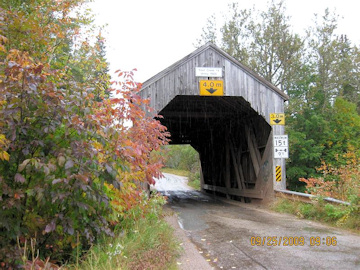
142 42 289 101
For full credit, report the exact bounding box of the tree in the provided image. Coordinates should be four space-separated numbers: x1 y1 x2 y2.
197 1 304 92
0 0 168 266
248 0 304 91
220 3 252 64
94 33 112 100
196 1 360 192
194 14 218 48
307 9 342 113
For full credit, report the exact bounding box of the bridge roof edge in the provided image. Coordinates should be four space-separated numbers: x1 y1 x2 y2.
141 42 289 101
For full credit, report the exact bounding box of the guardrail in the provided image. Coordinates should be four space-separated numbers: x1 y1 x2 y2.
274 189 350 206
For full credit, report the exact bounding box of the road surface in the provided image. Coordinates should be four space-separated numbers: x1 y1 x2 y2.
153 173 360 270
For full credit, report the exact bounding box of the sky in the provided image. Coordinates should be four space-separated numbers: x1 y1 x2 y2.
89 0 360 83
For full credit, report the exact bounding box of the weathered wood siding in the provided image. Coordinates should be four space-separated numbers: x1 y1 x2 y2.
141 44 287 125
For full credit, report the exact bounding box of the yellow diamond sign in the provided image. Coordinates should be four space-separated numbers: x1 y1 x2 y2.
199 80 224 96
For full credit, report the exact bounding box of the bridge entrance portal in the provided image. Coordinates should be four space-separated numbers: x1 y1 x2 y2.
140 43 289 200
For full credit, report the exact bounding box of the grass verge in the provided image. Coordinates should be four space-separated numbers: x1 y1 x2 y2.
70 193 181 270
161 168 188 177
271 197 360 233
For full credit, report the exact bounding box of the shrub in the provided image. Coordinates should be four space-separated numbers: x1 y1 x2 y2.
300 152 360 201
0 2 169 265
74 193 180 270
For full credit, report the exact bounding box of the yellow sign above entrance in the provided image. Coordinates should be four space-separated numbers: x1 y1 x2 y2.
199 80 224 96
270 113 285 125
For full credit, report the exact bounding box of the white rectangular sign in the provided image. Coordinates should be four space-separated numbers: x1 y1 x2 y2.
274 135 289 159
195 67 222 77
274 135 288 147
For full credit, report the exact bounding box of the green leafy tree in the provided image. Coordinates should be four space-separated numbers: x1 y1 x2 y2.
220 3 252 64
247 0 304 91
286 109 327 190
324 98 360 165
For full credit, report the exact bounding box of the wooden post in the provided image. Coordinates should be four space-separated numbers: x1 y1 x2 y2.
237 149 246 189
246 125 261 176
229 138 245 190
225 140 231 198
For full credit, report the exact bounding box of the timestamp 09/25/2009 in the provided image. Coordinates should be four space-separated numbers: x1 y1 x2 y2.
250 236 337 247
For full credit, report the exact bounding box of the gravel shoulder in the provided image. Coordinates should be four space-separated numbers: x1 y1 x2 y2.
154 173 213 269
164 207 214 270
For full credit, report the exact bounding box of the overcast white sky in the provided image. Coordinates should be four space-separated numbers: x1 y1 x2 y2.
89 0 360 83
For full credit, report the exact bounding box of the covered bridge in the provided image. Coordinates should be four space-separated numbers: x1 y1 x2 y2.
140 43 289 200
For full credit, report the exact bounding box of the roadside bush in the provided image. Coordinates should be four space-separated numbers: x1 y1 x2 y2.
75 193 180 270
299 152 359 201
272 198 360 231
0 2 169 266
188 171 201 190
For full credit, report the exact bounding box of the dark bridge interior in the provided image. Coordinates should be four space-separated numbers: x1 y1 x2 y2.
157 95 272 195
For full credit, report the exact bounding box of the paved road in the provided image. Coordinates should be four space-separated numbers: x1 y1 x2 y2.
153 173 360 270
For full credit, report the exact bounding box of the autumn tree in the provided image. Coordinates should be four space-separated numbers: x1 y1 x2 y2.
0 0 168 266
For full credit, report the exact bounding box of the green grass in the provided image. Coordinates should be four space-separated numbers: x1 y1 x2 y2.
271 197 360 233
161 168 189 177
187 178 200 190
69 194 181 270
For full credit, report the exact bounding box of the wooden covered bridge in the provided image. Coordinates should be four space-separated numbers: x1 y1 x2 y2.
140 43 289 200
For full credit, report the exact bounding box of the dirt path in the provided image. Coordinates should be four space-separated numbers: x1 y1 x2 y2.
164 208 214 270
155 174 360 270
155 173 213 269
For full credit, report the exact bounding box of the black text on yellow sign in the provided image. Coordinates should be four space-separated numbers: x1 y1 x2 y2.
275 166 282 182
199 80 224 96
270 113 285 125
